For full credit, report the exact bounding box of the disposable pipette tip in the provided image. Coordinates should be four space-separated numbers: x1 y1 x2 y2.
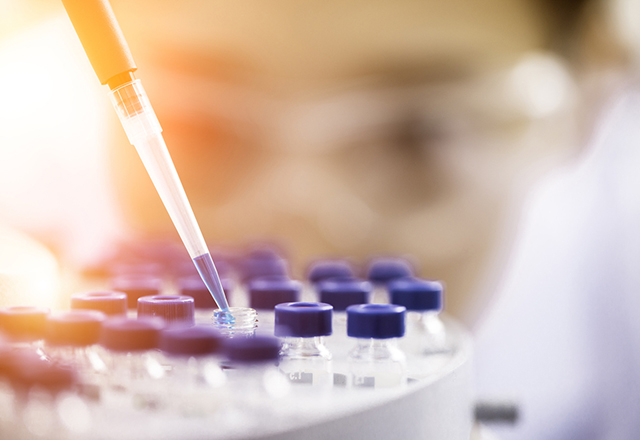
193 253 230 312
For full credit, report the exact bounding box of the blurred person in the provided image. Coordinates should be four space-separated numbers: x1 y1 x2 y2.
474 1 640 439
104 0 587 324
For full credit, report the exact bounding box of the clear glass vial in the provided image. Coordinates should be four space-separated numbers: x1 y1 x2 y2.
305 259 355 302
274 302 333 387
389 278 450 379
389 278 448 355
7 352 92 439
247 277 302 334
366 258 414 304
221 335 290 422
317 278 372 353
213 307 258 337
346 304 407 389
99 317 166 410
44 310 107 397
159 325 226 416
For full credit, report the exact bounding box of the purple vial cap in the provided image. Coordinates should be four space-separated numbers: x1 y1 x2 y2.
240 247 289 282
306 260 355 283
110 275 163 309
0 306 50 341
347 304 406 339
100 317 165 352
248 277 302 310
137 295 195 325
275 302 333 337
46 310 106 347
177 276 235 309
317 278 372 311
160 325 222 356
389 278 443 312
223 335 281 363
366 258 414 284
70 291 128 316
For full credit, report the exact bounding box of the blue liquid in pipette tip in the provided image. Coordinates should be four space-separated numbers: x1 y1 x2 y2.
193 253 230 312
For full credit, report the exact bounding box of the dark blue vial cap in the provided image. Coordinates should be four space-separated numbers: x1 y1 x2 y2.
137 295 195 324
223 335 281 363
366 258 414 284
160 325 222 356
317 278 371 311
347 304 406 339
306 260 355 283
388 278 443 311
100 317 165 352
248 277 302 310
274 302 333 337
178 276 234 309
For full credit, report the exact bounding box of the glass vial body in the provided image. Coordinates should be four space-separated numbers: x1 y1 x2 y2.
214 307 257 337
159 325 226 416
348 338 407 388
274 302 334 387
346 304 407 389
279 336 332 386
99 317 166 410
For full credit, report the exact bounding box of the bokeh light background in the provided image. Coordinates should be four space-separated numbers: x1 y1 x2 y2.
0 0 637 320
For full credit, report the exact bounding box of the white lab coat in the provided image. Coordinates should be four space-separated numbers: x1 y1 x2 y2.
474 88 640 440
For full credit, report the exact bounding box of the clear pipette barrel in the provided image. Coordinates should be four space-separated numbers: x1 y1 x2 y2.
109 80 229 311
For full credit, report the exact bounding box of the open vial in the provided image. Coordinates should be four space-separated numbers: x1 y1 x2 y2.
213 308 258 338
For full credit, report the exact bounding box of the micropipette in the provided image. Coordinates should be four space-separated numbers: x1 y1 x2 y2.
61 0 230 311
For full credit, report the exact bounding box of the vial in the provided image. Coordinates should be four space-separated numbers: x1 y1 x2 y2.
239 248 289 283
274 302 333 387
6 352 91 438
213 307 258 337
177 275 235 324
99 317 166 410
221 335 290 424
159 325 225 416
316 278 372 352
305 259 355 302
248 277 302 334
110 274 163 310
306 260 355 284
70 291 128 316
366 258 414 304
137 295 195 326
0 306 50 354
346 304 407 389
389 278 450 378
44 310 107 397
